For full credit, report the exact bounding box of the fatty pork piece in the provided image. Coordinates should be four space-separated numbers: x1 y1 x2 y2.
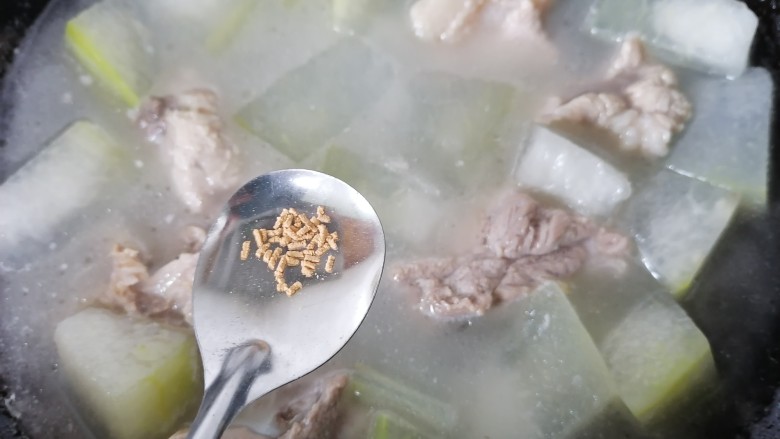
275 373 349 439
137 89 240 213
410 0 553 43
100 238 202 325
394 192 629 318
541 37 692 158
396 256 508 318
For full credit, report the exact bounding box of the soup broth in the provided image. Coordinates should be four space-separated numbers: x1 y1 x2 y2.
0 0 772 438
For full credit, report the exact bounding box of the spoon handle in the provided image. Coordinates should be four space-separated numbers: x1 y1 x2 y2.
187 341 272 439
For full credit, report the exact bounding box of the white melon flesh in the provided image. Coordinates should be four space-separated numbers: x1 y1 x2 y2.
514 126 632 216
318 144 444 248
400 72 516 192
150 0 260 53
623 170 739 298
649 0 757 78
468 284 626 438
0 121 129 250
205 0 260 52
333 0 394 34
586 0 648 41
54 308 201 439
666 68 772 206
587 0 758 78
65 1 153 106
236 38 394 162
368 410 427 439
600 293 716 423
348 365 458 434
319 71 517 195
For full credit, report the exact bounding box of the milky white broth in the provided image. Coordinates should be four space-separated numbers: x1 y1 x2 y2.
0 0 758 438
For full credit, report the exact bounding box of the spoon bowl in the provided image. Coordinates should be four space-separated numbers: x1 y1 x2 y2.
187 169 385 438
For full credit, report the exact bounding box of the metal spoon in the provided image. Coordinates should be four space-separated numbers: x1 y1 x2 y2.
186 169 385 439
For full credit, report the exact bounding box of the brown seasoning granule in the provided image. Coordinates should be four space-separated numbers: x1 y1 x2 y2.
315 242 331 257
286 250 305 259
252 229 264 247
304 254 321 264
325 255 336 273
286 281 303 297
275 256 288 275
241 206 339 296
267 252 279 270
287 241 307 251
326 232 339 251
285 255 301 266
273 211 286 229
284 228 299 241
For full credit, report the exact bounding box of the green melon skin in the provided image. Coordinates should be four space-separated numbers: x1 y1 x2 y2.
54 308 202 439
599 293 716 424
65 2 153 107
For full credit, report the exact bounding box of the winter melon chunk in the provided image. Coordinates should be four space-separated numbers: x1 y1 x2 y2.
332 0 395 34
348 364 457 434
467 283 628 438
65 1 153 106
0 121 130 250
368 410 429 439
400 72 516 192
586 0 757 77
149 0 260 53
666 68 772 206
599 293 716 424
317 144 445 248
54 308 201 439
513 125 632 217
236 38 394 161
622 169 739 298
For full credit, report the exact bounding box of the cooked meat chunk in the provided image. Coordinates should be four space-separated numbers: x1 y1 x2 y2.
182 224 207 252
141 252 198 322
137 89 240 213
395 257 508 317
100 243 199 325
482 192 596 258
540 37 692 158
395 191 629 318
275 373 349 439
103 245 152 314
494 246 586 301
410 0 553 43
483 0 553 40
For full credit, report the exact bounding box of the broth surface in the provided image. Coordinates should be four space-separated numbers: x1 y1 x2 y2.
0 1 771 438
